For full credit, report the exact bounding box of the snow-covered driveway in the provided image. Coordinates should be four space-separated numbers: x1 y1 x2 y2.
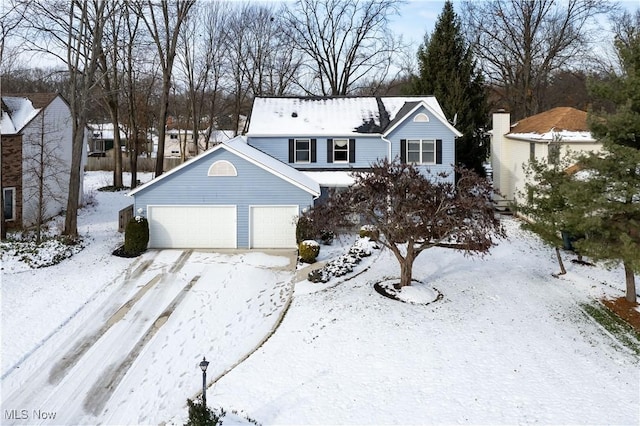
1 249 296 425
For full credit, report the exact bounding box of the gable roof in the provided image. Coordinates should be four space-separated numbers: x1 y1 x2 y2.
247 96 460 137
507 107 595 143
0 93 62 135
128 136 321 198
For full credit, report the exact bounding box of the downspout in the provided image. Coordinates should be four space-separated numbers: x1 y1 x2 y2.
382 135 392 161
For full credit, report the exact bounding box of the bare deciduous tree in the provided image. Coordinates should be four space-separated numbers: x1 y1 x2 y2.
22 0 110 237
22 110 68 243
282 0 404 95
97 0 127 188
135 0 195 176
463 0 614 120
0 0 28 69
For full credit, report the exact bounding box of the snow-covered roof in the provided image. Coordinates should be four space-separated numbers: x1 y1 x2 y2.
507 107 596 143
89 123 127 140
209 129 235 143
247 96 457 137
303 171 355 187
128 136 320 197
0 96 42 135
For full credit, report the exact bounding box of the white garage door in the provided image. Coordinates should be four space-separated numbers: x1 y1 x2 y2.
250 206 299 249
148 205 236 249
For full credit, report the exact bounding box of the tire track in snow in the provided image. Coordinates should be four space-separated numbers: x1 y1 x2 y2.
0 253 159 382
82 273 201 416
48 274 162 385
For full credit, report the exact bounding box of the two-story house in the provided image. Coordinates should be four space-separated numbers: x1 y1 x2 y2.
1 93 86 230
128 96 461 249
490 107 602 209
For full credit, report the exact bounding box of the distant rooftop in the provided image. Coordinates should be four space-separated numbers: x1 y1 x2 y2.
511 107 589 134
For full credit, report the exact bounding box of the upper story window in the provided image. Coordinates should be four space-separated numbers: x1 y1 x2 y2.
208 160 237 176
288 138 317 164
333 139 349 162
169 134 178 140
327 138 355 164
413 113 429 122
295 138 310 163
407 139 435 164
3 187 15 221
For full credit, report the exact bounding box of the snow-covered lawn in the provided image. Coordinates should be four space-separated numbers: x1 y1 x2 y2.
1 171 639 425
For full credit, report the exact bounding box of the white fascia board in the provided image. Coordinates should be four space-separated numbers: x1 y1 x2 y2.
383 101 463 138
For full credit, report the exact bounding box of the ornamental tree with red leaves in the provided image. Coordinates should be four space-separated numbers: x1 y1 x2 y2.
302 158 505 288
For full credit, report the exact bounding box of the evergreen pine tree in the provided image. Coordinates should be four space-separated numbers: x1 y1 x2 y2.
576 11 640 303
410 1 490 175
518 154 576 276
588 11 640 150
562 144 640 303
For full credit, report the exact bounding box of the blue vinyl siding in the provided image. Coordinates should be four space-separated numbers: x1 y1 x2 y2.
132 149 314 248
250 136 388 169
387 106 456 181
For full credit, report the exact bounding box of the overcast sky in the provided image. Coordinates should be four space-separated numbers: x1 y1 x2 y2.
392 0 640 54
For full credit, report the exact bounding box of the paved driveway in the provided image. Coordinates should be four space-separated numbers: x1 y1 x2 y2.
2 249 297 425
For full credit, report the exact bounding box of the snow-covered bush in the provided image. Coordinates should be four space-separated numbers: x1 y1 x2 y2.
299 239 320 263
0 236 84 269
308 237 378 283
359 224 379 241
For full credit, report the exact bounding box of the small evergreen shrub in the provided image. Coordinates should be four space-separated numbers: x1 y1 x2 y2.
359 225 379 241
299 240 320 263
296 216 315 243
185 398 223 426
124 216 149 256
320 229 335 245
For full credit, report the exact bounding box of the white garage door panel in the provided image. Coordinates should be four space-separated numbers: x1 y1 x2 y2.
251 206 298 249
148 206 236 248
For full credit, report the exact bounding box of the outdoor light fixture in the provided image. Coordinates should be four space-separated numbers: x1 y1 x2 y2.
200 357 209 408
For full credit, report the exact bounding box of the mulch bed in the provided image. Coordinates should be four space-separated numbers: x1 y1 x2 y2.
602 297 640 333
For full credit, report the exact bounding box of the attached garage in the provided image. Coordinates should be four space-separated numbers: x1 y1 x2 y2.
127 137 320 249
148 205 236 249
250 206 298 249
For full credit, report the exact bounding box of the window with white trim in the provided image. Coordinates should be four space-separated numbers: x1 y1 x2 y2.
407 139 435 164
3 187 16 221
208 160 237 176
295 138 310 163
333 139 349 162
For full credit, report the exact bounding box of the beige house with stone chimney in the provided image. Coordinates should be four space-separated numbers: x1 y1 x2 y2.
490 107 602 208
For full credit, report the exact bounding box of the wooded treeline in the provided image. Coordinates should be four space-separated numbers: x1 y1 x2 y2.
0 0 637 237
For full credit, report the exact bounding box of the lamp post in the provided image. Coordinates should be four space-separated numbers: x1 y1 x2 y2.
199 357 209 408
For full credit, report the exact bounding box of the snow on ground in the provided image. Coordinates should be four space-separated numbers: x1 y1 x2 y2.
1 171 639 425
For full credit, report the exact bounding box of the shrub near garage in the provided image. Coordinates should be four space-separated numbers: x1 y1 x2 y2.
299 240 320 263
124 216 149 256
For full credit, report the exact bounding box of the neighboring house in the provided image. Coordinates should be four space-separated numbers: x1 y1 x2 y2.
128 96 461 249
88 122 128 156
164 128 236 158
490 107 602 208
165 128 198 158
1 93 86 229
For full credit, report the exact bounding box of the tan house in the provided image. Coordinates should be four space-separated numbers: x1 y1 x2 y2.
1 93 86 229
490 107 602 208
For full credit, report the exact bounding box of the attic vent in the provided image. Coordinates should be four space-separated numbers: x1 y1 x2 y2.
414 113 429 122
292 112 298 118
208 160 237 176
